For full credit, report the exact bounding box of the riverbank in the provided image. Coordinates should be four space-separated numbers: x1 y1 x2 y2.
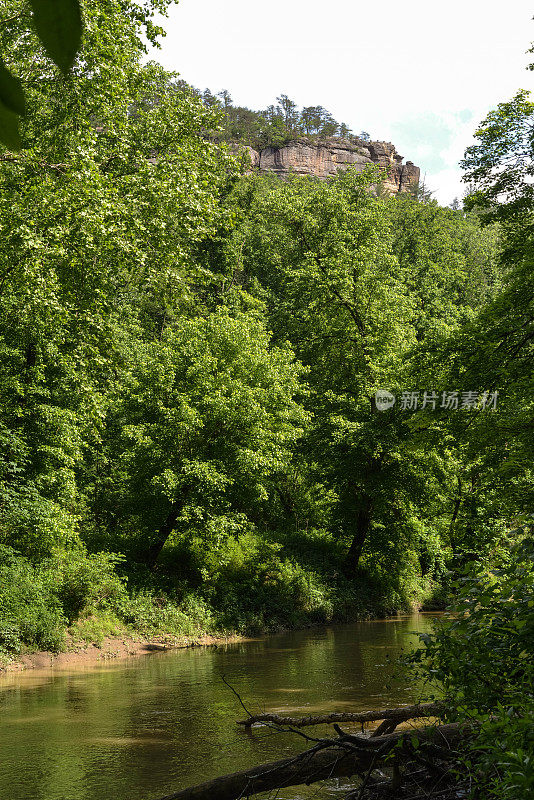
0 631 244 672
1 606 443 674
0 536 446 672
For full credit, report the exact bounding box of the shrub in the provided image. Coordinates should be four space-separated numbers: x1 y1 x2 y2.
50 549 128 623
0 491 78 562
117 589 214 636
408 527 534 800
0 546 66 653
68 612 125 645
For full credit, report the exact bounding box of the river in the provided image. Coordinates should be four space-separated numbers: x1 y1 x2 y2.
0 614 437 800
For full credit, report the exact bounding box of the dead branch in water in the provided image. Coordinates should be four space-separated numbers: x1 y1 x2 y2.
154 721 466 800
237 700 444 731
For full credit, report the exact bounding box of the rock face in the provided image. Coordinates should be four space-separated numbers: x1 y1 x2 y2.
238 138 419 194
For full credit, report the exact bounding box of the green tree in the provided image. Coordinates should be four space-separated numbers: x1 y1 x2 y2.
99 311 307 567
408 58 534 796
218 89 233 108
224 167 501 601
276 94 299 133
387 192 500 340
227 171 443 594
462 91 533 222
434 78 534 561
0 0 237 561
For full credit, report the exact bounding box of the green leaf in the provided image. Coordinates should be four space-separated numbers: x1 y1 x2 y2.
30 0 83 74
0 102 21 150
0 61 25 116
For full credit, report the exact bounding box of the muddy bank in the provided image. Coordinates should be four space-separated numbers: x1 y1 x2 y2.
1 632 243 672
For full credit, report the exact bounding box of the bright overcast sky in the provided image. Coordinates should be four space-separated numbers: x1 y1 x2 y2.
149 0 534 205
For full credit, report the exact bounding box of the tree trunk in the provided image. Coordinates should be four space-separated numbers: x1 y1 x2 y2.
272 481 295 522
343 497 373 576
449 476 463 549
146 489 190 568
237 701 443 729
153 722 465 800
25 341 37 368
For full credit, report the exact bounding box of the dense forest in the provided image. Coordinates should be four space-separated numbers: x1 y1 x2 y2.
0 1 532 798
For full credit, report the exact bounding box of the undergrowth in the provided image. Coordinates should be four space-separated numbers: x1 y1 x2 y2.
0 527 444 660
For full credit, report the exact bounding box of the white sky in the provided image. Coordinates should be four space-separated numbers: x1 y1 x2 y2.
149 0 534 205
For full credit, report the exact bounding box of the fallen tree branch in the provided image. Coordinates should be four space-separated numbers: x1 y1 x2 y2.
237 701 444 729
155 721 464 800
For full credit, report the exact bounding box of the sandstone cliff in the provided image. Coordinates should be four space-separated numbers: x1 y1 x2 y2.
238 138 419 194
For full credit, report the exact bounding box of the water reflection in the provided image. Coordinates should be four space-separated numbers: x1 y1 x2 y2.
0 614 436 800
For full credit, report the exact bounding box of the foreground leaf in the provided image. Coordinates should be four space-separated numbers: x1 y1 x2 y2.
0 102 21 150
30 0 83 73
0 61 25 116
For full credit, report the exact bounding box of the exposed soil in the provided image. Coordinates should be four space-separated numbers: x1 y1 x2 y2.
1 632 242 672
